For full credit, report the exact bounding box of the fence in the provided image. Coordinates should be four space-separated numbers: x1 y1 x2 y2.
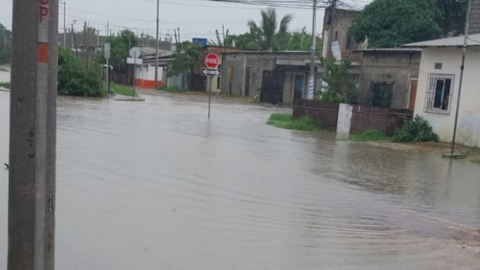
293 98 413 135
293 99 339 131
350 106 413 135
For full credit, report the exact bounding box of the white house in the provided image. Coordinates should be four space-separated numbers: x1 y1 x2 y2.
403 34 480 148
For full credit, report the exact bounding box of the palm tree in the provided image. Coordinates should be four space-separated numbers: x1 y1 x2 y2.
247 8 293 51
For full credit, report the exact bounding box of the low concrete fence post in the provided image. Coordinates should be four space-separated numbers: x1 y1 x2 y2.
336 103 353 138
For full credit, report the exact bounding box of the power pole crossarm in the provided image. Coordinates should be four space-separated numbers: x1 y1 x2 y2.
9 0 58 269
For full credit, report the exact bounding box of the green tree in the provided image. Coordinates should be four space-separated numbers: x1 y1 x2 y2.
350 0 442 48
319 57 358 104
166 41 202 90
247 8 293 51
278 27 322 51
0 23 12 65
436 0 468 36
97 30 138 72
58 47 104 97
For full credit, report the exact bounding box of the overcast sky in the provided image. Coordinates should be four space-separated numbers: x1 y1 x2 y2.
0 0 372 41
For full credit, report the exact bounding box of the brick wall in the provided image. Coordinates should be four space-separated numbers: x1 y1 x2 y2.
469 0 480 34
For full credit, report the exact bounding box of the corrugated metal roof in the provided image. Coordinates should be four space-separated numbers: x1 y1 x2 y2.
356 48 421 52
402 34 480 48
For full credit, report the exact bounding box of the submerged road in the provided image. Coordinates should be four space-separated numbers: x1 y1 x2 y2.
1 91 480 269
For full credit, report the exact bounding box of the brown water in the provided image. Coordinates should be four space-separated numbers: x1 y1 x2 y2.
1 91 480 270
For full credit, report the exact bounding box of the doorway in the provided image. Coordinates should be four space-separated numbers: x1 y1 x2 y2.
408 79 418 111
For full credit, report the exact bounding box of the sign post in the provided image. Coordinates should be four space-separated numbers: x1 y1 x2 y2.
204 53 220 119
104 43 111 95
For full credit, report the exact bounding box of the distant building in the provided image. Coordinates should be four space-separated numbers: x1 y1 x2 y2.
403 34 480 147
322 8 364 62
220 51 315 104
59 31 172 58
356 48 421 109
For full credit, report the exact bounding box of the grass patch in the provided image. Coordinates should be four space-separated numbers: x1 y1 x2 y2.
109 83 134 96
472 157 480 164
165 86 186 93
350 129 391 142
0 82 10 89
267 114 322 132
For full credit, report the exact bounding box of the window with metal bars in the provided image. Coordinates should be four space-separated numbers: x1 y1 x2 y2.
424 74 455 115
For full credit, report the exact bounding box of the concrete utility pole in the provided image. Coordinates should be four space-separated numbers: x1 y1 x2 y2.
450 0 472 156
326 0 337 60
9 0 58 270
63 2 66 47
155 0 160 89
308 0 318 99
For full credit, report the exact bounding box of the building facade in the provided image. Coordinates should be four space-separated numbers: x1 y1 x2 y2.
404 34 480 147
322 8 363 61
357 49 421 109
220 52 313 104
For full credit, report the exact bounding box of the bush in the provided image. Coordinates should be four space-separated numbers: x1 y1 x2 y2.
159 84 167 90
393 115 438 142
350 129 390 142
267 114 322 132
58 47 105 97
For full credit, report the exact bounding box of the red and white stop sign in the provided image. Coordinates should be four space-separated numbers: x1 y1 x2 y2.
205 53 220 69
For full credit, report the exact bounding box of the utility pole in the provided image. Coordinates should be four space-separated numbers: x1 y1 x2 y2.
63 1 66 47
326 0 337 60
9 1 58 270
450 0 472 156
308 0 318 100
155 0 160 89
83 21 87 65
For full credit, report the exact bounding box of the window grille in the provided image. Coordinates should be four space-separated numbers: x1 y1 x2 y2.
424 74 455 115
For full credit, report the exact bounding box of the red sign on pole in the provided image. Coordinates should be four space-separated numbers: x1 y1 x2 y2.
205 53 219 69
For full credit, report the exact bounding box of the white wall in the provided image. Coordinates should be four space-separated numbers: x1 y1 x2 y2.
135 65 163 81
415 47 480 147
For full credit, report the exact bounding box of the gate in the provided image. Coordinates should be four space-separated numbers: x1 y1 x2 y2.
261 71 284 104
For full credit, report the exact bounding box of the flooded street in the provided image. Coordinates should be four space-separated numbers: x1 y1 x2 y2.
1 91 480 269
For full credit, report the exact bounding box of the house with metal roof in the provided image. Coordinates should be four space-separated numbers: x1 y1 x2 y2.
403 33 480 147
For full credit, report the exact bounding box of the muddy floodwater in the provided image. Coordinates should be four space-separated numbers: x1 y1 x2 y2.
1 91 480 270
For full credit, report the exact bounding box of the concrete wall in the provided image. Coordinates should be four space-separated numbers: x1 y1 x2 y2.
337 104 353 138
358 51 421 109
470 0 480 34
220 54 245 96
415 47 480 147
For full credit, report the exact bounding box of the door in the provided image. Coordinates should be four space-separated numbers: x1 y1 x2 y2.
408 79 418 111
294 75 304 100
245 67 251 97
261 71 284 104
227 66 233 95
